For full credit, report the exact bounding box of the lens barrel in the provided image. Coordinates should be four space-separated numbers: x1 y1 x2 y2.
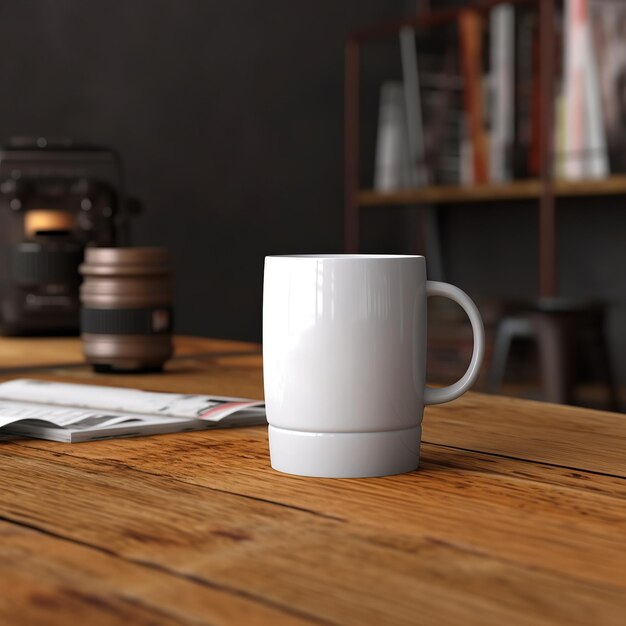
79 247 173 372
11 241 83 287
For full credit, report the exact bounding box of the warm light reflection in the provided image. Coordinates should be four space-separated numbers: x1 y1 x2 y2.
24 210 74 237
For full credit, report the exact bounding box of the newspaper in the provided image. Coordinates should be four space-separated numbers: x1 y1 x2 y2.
0 379 266 442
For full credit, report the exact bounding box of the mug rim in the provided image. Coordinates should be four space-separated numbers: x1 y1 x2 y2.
265 254 424 260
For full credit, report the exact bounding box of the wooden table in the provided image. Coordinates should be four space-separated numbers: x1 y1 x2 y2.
1 337 626 625
0 335 260 372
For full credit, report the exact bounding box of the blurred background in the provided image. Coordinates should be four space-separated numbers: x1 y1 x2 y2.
1 0 625 410
0 0 408 340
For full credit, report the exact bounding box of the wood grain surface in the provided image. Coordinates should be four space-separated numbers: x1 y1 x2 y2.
1 338 625 625
356 174 626 206
0 335 260 371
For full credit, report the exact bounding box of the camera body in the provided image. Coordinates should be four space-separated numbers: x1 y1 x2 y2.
0 138 136 335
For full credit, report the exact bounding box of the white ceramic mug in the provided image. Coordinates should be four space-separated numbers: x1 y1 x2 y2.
263 254 484 478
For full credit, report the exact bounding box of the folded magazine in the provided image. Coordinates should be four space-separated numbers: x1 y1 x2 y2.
0 379 266 442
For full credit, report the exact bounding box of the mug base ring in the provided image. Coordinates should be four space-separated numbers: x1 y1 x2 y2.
268 425 421 478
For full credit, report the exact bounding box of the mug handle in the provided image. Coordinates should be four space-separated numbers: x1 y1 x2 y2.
424 280 485 406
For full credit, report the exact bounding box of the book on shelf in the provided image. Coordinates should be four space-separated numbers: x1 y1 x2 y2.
374 33 462 190
0 379 266 442
583 10 609 178
489 3 515 182
415 47 464 186
589 0 626 173
374 82 412 191
564 0 609 179
512 6 536 180
460 119 474 185
399 27 428 186
528 7 542 178
554 92 568 178
458 9 490 184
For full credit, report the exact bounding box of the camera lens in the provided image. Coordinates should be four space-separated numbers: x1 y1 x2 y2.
11 241 83 287
79 247 173 373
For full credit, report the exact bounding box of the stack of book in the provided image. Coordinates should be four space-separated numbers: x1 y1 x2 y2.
373 0 626 190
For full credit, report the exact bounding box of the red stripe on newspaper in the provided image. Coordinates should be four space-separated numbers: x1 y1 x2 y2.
198 402 257 418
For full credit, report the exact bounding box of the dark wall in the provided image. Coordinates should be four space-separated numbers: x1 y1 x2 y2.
0 0 404 341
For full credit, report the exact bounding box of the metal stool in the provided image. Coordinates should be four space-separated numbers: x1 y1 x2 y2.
487 299 619 410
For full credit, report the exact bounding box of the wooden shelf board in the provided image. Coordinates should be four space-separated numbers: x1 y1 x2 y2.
356 176 626 206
